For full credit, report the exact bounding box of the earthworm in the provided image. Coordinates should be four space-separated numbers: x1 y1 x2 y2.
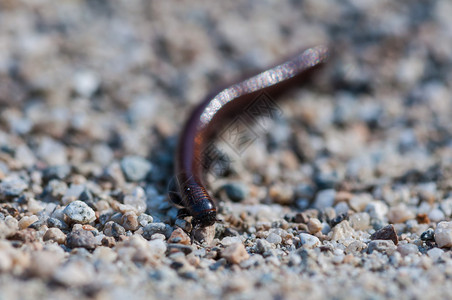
169 45 329 227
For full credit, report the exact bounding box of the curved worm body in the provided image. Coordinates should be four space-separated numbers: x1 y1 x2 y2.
171 46 329 227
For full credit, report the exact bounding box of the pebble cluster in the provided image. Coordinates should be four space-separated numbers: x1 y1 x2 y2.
1 0 452 299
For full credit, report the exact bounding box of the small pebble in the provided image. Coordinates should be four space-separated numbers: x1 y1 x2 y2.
370 224 399 245
349 213 370 230
122 212 139 231
0 176 28 198
427 247 444 261
435 221 452 248
221 243 249 264
43 228 66 244
266 232 282 244
397 244 419 256
420 228 435 241
103 221 126 238
307 218 322 234
367 240 397 255
387 204 415 224
120 155 152 182
63 200 96 224
66 230 96 249
223 182 249 202
168 228 191 245
313 189 336 210
142 223 173 239
18 215 39 230
299 233 321 249
137 214 154 226
428 208 445 222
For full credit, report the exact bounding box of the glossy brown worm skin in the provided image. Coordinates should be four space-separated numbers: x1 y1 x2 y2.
172 46 330 227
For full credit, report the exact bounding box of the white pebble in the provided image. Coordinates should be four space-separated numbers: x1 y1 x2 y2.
299 233 320 249
314 189 336 210
63 200 96 224
435 221 452 248
428 208 445 222
427 247 444 261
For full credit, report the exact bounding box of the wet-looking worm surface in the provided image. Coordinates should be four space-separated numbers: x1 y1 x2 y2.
169 46 330 228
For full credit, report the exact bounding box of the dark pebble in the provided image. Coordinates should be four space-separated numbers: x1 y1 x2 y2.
111 223 126 238
42 165 72 181
370 224 399 245
330 213 348 227
101 236 116 247
47 217 69 231
314 173 338 189
420 228 435 241
222 183 248 202
66 229 96 250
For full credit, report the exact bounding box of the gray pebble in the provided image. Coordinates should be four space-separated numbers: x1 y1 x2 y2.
63 200 96 224
256 239 272 254
142 222 173 239
266 232 282 244
367 240 397 255
120 155 152 181
397 243 419 256
66 230 96 249
137 213 154 226
47 218 69 230
314 189 336 210
222 182 249 202
0 176 28 198
104 221 126 238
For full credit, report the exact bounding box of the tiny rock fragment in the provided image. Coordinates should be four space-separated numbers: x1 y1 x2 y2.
43 228 66 244
370 224 398 245
221 243 249 264
168 227 191 245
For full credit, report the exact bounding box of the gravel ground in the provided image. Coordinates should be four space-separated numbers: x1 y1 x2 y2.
1 1 452 299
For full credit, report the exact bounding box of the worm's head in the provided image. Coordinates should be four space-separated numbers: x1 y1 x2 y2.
192 209 217 228
182 182 217 228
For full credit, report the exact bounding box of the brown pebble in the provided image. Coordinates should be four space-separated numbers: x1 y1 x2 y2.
43 228 66 244
121 212 139 231
221 243 249 264
416 213 430 224
307 218 323 234
66 230 96 250
294 209 318 224
370 224 399 245
168 228 191 245
101 236 116 247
